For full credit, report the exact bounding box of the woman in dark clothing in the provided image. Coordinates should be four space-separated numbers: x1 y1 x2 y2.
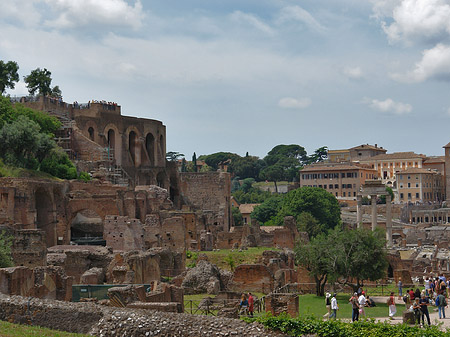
420 295 431 326
414 288 421 299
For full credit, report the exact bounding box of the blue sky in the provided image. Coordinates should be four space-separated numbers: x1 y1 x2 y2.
1 0 450 159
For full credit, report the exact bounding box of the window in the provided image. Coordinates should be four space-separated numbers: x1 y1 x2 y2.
400 193 404 199
329 184 333 189
319 185 322 188
408 193 411 199
343 192 346 197
400 175 403 180
400 184 403 188
415 183 419 188
334 184 339 189
347 184 352 188
408 183 411 188
353 192 356 197
416 193 419 199
342 184 346 189
341 173 345 178
346 172 352 178
407 175 411 180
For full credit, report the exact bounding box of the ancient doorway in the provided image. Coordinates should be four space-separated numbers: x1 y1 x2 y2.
35 188 55 247
159 135 164 163
145 133 155 166
107 129 116 160
157 172 166 188
129 131 137 164
70 209 105 246
169 175 180 206
388 264 394 278
88 127 95 141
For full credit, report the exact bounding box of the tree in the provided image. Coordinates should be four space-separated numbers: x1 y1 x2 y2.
192 152 198 172
166 151 184 161
307 146 328 164
198 152 239 170
50 85 62 98
0 60 19 94
259 164 283 192
262 145 308 184
276 186 341 230
232 206 243 226
297 212 323 239
181 158 187 172
379 186 395 204
24 68 53 96
0 230 13 268
295 227 388 296
251 194 283 225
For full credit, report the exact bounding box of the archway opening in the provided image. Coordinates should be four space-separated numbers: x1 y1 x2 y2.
35 188 55 247
146 133 155 166
107 129 116 160
129 131 137 164
387 264 394 278
71 209 105 246
159 135 164 163
88 127 95 141
157 172 166 188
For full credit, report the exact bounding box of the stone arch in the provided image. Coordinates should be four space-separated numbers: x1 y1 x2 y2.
104 123 121 164
35 187 56 247
84 120 98 143
169 174 180 206
70 209 105 246
126 127 142 167
145 133 155 166
387 264 394 278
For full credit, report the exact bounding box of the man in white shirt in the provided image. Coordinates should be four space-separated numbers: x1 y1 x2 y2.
358 293 367 317
329 294 338 320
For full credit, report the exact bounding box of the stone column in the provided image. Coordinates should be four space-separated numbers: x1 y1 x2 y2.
371 194 377 231
385 194 393 246
356 195 363 228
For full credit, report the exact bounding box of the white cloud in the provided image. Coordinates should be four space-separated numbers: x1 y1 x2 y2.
391 43 450 82
0 1 42 28
373 0 450 45
43 0 145 30
342 66 363 80
278 97 312 109
277 6 326 33
230 11 274 36
365 98 412 115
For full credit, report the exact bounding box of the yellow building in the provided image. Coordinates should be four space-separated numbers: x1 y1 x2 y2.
396 167 444 203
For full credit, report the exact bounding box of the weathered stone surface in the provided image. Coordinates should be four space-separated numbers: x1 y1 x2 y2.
229 264 274 294
265 293 299 317
403 310 416 324
181 260 222 294
80 267 105 285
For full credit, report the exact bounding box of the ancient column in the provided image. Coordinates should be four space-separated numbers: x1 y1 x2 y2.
371 194 377 231
385 194 393 247
356 194 363 228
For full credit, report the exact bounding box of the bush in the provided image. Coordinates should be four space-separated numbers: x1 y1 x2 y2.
78 171 91 181
0 230 14 268
250 313 450 337
39 148 77 179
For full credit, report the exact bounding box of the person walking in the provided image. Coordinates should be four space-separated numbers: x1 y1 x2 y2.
247 292 254 317
350 292 360 322
388 292 396 320
329 293 338 320
323 293 331 319
420 294 431 326
412 298 422 325
358 292 366 317
398 279 403 297
437 292 447 319
239 294 248 316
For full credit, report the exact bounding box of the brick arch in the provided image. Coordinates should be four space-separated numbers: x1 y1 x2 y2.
145 132 156 166
103 123 122 164
34 186 56 247
125 126 142 167
84 120 99 143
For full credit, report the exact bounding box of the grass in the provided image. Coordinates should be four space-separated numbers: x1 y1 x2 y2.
298 294 402 319
186 247 281 271
0 160 59 180
0 321 91 337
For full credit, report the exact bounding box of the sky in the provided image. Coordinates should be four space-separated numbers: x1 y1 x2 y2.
1 0 450 159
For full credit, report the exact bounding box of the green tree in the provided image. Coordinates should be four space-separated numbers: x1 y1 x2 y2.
379 186 395 204
259 164 284 192
229 156 265 180
24 68 53 96
232 206 243 226
0 115 55 169
0 60 19 94
297 212 323 239
39 148 77 179
192 152 198 172
251 194 283 225
50 85 62 98
166 151 184 161
276 186 341 230
198 152 240 170
307 146 328 164
0 230 13 268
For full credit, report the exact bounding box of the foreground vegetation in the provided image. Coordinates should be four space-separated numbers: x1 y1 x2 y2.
247 313 449 337
0 320 91 337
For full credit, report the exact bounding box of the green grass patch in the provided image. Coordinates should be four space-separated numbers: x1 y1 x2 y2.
298 294 402 319
0 159 59 180
186 247 280 271
0 320 91 337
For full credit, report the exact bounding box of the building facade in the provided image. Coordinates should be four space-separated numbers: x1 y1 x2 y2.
396 168 445 203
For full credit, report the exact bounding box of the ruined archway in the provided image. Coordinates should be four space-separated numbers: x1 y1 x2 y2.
145 133 155 166
159 135 164 164
169 174 180 207
157 171 166 189
129 131 137 164
107 129 116 160
70 209 105 246
88 127 95 141
35 188 56 247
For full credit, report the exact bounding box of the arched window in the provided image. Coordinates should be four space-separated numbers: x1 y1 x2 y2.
159 135 164 162
129 131 137 163
107 129 115 159
88 127 95 141
146 133 155 166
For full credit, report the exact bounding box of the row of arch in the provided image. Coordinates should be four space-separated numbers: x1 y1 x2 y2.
86 123 165 167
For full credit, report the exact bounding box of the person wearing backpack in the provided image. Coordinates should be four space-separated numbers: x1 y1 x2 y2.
323 293 331 319
437 293 447 319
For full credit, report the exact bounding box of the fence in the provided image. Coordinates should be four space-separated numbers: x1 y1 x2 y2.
72 284 151 302
183 297 265 316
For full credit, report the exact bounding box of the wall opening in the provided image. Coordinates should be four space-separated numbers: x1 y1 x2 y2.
35 188 55 247
157 172 166 188
129 131 137 164
146 133 155 166
159 135 164 163
88 127 95 141
71 209 105 246
107 129 116 160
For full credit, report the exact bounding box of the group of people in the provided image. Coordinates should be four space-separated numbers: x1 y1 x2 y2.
323 291 376 321
239 292 254 317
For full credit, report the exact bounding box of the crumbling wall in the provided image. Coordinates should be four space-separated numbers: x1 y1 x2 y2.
229 264 274 294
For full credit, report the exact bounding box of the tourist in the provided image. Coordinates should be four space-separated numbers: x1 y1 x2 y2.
247 292 254 317
350 292 360 322
388 292 396 320
398 279 403 297
239 294 248 316
414 288 421 299
437 292 447 319
409 289 415 301
412 298 421 325
358 292 366 317
425 277 431 296
420 293 431 326
366 296 376 307
323 293 331 319
329 293 338 320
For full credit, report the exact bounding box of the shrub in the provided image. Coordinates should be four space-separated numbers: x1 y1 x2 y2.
39 148 77 179
78 171 91 181
0 230 14 268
